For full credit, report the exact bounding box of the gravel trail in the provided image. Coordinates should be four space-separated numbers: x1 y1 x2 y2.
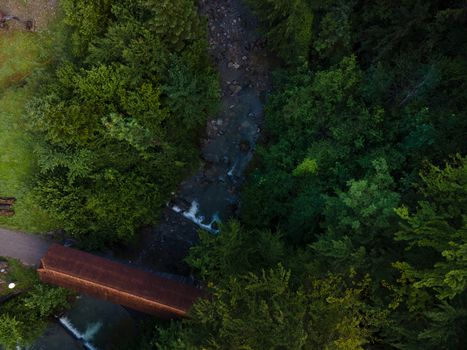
0 228 50 266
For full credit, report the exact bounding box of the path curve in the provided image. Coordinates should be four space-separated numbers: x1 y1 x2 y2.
0 228 51 266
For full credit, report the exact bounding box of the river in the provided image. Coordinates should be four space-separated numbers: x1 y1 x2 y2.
133 0 272 276
33 0 272 348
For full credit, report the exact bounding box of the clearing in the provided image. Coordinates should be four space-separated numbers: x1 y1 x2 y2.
0 0 58 231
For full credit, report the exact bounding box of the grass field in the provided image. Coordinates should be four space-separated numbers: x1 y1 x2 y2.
0 31 56 232
0 31 42 89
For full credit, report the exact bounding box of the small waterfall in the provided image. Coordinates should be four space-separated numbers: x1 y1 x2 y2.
172 205 182 213
82 321 103 342
58 316 99 350
84 342 98 350
58 317 81 339
172 200 220 233
227 160 238 178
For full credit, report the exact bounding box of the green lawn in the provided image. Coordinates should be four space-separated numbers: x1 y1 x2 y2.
0 31 56 232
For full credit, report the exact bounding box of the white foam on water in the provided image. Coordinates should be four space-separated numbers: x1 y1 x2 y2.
210 213 221 232
182 200 202 221
172 205 182 213
172 200 220 233
82 321 103 341
59 317 82 339
58 317 99 350
84 342 99 350
227 160 238 177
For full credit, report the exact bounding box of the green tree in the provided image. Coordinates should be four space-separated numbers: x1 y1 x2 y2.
23 284 70 318
395 156 467 299
157 266 380 350
240 2 467 349
241 56 389 243
61 0 113 57
26 0 219 246
0 315 24 350
247 0 314 63
187 221 286 283
0 261 71 349
312 158 400 273
388 156 467 349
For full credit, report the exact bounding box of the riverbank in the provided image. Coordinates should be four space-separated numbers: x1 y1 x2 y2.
0 0 274 347
133 0 274 275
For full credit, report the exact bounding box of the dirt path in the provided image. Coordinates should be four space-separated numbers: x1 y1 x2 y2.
133 0 272 274
0 228 51 266
0 0 57 31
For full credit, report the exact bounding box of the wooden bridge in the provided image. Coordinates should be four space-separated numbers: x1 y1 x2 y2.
37 244 205 318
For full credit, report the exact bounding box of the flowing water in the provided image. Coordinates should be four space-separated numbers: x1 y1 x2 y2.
33 0 272 347
133 0 272 275
33 296 137 350
174 0 271 226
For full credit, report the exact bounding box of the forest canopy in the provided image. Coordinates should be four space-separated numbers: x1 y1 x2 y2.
0 0 465 349
157 1 467 349
25 0 219 247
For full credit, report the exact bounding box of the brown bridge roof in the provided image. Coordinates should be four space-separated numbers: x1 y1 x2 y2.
38 244 205 318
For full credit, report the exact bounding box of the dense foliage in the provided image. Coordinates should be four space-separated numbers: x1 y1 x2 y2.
2 0 466 348
0 259 70 350
157 1 467 349
27 0 218 247
156 222 387 349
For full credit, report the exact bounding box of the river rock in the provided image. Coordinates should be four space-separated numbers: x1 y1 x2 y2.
240 140 250 152
229 84 242 95
241 121 251 129
228 62 240 69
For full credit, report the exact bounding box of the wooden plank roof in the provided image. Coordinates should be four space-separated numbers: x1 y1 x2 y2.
38 244 204 318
